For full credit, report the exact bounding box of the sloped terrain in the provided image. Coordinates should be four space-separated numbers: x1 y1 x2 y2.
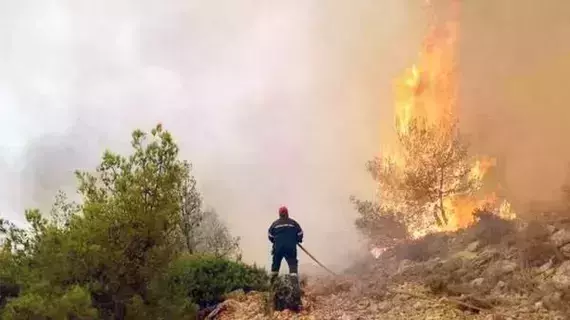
208 213 570 319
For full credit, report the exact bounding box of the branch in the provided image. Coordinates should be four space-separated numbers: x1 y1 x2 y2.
387 289 489 313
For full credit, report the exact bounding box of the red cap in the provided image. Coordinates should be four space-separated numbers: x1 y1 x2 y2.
278 206 288 216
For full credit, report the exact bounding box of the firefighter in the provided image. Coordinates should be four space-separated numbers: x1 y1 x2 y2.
268 205 303 282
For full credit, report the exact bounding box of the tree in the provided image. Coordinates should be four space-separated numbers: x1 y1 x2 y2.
72 124 190 317
178 176 240 259
367 118 478 229
179 174 203 254
0 124 258 319
192 209 241 259
0 124 193 319
350 196 409 247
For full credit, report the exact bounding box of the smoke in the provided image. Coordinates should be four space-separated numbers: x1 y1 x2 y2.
0 0 424 267
458 0 570 210
4 0 568 268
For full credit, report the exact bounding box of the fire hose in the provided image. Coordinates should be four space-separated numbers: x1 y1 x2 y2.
297 244 337 276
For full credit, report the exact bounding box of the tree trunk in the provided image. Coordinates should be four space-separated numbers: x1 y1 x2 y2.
433 210 444 227
439 196 448 225
439 167 449 225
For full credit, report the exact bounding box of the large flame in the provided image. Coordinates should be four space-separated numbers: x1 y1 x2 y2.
394 1 458 136
384 0 515 236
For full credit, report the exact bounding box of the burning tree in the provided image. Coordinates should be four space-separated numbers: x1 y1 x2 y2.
355 0 515 239
368 117 478 229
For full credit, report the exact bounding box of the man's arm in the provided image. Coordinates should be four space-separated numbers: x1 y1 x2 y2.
295 221 303 243
268 223 275 243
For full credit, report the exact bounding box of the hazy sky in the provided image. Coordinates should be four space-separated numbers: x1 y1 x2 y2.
0 0 423 266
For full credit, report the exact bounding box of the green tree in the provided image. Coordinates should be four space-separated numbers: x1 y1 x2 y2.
71 124 190 317
0 124 193 319
0 124 259 319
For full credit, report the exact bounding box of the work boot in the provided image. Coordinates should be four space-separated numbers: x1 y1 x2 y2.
290 272 300 286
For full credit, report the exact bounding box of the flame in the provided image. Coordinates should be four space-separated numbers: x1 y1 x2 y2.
470 157 497 181
379 0 515 236
394 1 458 135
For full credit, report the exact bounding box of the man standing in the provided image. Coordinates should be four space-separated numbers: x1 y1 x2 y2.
268 205 303 282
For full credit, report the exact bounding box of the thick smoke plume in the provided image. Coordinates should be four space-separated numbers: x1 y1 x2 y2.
459 1 570 211
0 0 423 267
2 0 569 268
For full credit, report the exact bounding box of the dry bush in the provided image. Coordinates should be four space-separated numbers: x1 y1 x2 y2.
351 197 410 247
466 209 516 246
518 220 561 268
425 274 455 295
395 232 450 262
507 269 540 295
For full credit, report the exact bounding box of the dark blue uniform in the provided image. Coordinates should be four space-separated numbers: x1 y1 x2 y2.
268 216 303 275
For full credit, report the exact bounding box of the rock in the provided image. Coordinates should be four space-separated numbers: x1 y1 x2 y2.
452 251 478 261
470 278 485 287
204 301 229 320
537 259 554 274
376 301 391 312
552 261 570 290
542 291 563 310
560 243 570 257
424 258 443 270
550 229 570 247
397 259 413 274
547 225 556 234
466 241 480 252
485 260 518 277
494 281 506 291
272 274 302 312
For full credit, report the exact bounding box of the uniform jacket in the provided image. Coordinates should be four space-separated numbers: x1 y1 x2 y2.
268 216 303 250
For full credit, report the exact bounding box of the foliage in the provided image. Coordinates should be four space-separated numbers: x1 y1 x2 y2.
159 254 269 308
179 177 241 259
179 174 203 254
350 197 409 247
2 285 97 320
367 118 478 229
192 209 241 259
0 124 255 319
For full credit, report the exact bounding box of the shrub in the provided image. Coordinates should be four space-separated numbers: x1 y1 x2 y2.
467 209 516 246
518 220 561 268
159 254 269 308
395 233 450 262
2 285 97 320
351 197 409 247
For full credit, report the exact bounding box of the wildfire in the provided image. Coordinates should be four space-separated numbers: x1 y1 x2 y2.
394 1 457 136
381 0 516 236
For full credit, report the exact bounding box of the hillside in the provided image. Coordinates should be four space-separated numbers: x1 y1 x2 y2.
214 213 570 319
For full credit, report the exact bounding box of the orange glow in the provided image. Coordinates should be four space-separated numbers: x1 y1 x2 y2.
381 0 515 236
394 1 458 135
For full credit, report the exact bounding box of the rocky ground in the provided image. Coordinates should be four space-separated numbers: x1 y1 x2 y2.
209 212 570 319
